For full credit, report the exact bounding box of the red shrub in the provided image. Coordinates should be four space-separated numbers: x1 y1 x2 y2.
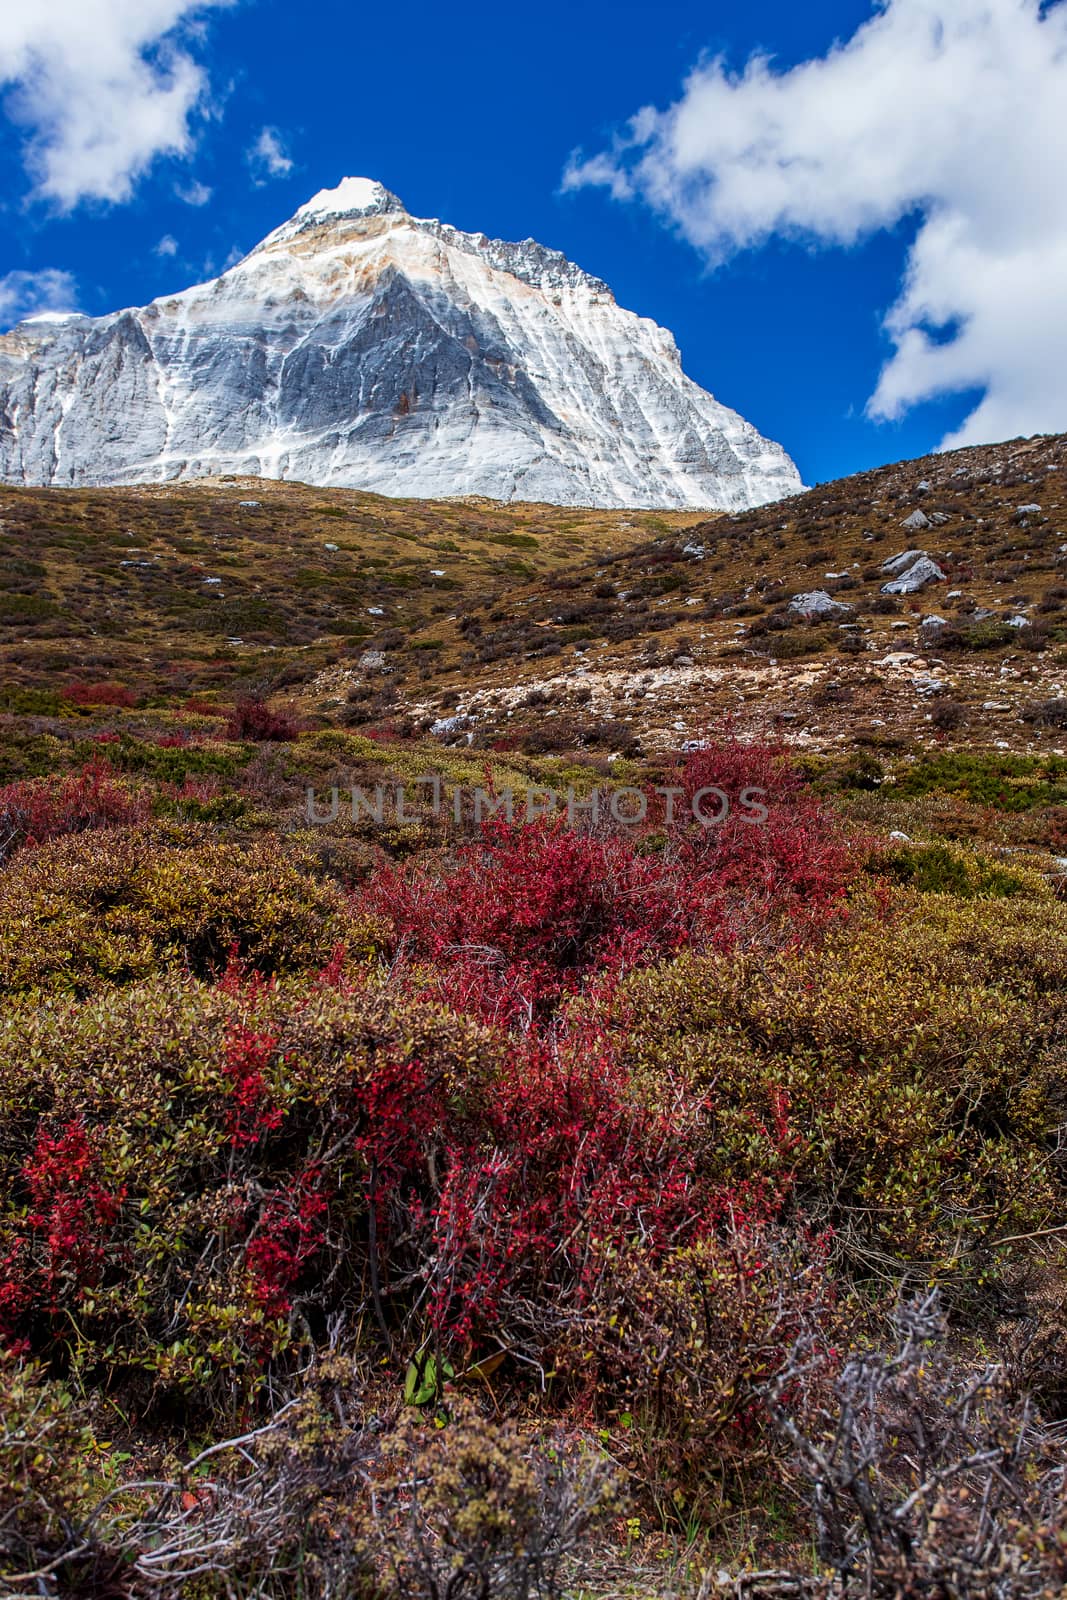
359 738 855 1024
245 1168 328 1321
222 1023 284 1147
362 814 702 1023
664 738 856 925
225 696 299 742
420 1028 714 1345
0 761 147 860
61 680 138 707
19 1120 125 1306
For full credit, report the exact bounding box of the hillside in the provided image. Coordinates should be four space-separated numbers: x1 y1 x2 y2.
378 429 1067 760
0 475 699 697
6 429 1067 764
2 437 1067 1599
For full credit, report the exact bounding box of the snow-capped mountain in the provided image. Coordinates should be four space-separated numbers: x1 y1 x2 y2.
0 179 801 510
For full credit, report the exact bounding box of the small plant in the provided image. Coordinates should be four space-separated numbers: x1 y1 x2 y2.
225 695 299 742
766 1295 1067 1599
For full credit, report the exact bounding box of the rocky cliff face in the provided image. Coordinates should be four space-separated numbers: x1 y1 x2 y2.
0 178 801 510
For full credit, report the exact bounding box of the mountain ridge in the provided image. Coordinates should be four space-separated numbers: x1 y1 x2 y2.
0 178 800 511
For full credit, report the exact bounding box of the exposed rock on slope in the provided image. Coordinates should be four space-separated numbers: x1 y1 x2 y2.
0 178 800 511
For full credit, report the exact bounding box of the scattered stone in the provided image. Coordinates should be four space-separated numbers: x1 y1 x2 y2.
788 589 853 619
889 830 912 841
430 713 472 739
881 556 946 594
1018 503 1042 514
358 650 387 671
324 542 338 551
882 547 929 574
368 606 384 616
901 509 931 531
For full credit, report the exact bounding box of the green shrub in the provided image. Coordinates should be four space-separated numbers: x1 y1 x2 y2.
0 827 366 994
868 839 1050 897
0 975 493 1414
891 750 1067 810
615 895 1067 1268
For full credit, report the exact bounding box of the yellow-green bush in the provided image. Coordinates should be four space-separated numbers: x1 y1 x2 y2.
0 825 378 994
867 838 1052 897
616 893 1067 1267
0 975 498 1414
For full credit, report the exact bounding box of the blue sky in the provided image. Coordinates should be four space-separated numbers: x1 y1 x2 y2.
1 0 1064 487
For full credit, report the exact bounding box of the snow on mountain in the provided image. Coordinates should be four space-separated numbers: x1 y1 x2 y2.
0 179 801 510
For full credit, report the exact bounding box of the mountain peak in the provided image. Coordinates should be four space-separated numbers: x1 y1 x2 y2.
0 181 801 510
293 177 406 223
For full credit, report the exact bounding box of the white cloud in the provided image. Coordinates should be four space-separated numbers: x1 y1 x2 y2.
176 178 213 206
0 268 79 329
155 233 179 256
0 1 231 210
565 0 1067 449
247 125 293 184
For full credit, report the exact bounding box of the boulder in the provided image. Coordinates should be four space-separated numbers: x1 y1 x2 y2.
788 589 853 619
881 556 946 595
881 547 929 574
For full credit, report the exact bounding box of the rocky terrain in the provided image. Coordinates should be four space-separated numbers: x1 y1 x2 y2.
316 430 1067 764
4 432 1067 771
0 178 799 510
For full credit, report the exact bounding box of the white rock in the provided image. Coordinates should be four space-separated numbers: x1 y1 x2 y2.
788 589 853 619
901 509 931 531
430 713 471 738
881 556 946 594
368 606 384 616
881 547 929 574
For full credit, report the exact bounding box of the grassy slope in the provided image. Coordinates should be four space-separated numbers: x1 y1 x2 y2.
6 433 1065 763
2 442 1067 1597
